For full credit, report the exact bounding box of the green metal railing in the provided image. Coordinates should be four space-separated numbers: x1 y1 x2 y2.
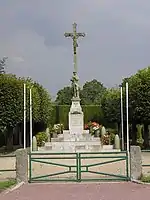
0 155 16 174
29 152 78 182
29 151 129 182
141 150 150 169
78 151 129 182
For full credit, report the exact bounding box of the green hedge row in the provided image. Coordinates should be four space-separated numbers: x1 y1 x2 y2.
50 105 104 129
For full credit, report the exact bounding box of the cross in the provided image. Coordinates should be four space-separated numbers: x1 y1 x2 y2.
64 23 85 73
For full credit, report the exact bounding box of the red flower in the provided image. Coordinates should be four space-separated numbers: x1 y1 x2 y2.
85 124 89 129
92 122 98 126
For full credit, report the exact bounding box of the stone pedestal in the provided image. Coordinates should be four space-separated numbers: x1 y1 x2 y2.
16 149 28 183
69 97 83 134
130 146 142 180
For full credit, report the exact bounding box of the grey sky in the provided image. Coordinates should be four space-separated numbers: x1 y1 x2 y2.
1 1 150 97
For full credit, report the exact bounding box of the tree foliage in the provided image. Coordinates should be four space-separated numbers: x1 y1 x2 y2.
0 74 53 148
122 67 150 147
55 79 106 105
34 82 53 125
0 57 8 74
101 88 121 124
81 79 106 105
55 86 72 105
123 67 150 124
101 67 150 124
0 74 23 130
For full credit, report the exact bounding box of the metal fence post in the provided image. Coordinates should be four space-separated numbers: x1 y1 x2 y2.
76 153 79 182
29 152 32 183
78 153 81 182
126 151 129 180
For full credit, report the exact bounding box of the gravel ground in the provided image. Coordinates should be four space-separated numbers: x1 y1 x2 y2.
0 182 150 200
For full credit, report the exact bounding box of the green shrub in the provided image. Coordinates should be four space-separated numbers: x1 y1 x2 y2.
141 174 150 183
136 124 144 148
109 133 116 145
36 132 48 147
106 128 118 134
50 105 104 129
82 105 103 124
105 128 116 145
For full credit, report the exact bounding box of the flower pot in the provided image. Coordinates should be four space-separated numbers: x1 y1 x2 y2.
94 130 100 137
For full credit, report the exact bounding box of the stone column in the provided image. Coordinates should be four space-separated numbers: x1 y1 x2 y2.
16 148 28 183
130 146 142 180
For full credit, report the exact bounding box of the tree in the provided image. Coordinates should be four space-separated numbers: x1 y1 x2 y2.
55 79 106 105
123 67 150 147
34 82 53 126
55 86 72 105
0 57 8 74
101 88 121 129
80 79 106 105
0 74 24 149
0 74 53 149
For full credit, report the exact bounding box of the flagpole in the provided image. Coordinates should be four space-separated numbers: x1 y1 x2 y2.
126 82 130 178
23 83 26 149
126 82 129 153
30 88 33 151
120 85 124 150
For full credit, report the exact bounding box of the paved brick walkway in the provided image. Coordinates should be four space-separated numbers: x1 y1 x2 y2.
0 182 150 200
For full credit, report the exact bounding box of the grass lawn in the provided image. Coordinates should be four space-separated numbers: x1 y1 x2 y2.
0 179 16 193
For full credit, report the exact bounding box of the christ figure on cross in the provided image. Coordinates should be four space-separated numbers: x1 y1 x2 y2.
64 22 85 73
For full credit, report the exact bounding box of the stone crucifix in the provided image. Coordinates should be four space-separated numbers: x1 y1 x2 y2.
64 22 85 74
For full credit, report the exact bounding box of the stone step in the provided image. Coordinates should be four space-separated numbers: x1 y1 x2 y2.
51 138 64 142
75 145 86 151
43 141 101 152
45 145 52 151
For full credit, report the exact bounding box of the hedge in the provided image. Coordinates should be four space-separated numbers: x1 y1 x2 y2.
50 105 104 129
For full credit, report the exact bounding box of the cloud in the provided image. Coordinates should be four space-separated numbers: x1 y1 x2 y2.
0 0 150 96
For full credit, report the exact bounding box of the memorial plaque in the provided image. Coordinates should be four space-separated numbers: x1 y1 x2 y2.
71 115 82 126
69 112 83 134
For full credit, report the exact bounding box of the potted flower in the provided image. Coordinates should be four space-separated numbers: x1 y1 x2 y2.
52 126 57 138
85 121 102 137
101 131 115 150
101 133 110 145
52 123 64 138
